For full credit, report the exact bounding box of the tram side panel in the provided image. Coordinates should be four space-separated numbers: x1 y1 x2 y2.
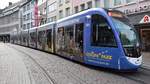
55 17 84 62
37 23 55 53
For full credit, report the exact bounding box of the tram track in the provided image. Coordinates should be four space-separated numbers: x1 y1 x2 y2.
140 66 150 72
115 66 150 84
118 73 146 84
22 49 90 84
9 45 57 84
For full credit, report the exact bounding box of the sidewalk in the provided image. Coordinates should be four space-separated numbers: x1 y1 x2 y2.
142 52 150 68
0 43 31 84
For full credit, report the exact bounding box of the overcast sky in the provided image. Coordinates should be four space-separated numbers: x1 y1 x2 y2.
0 0 20 9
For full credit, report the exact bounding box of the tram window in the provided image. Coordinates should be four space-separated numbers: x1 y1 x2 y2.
64 25 74 52
65 26 74 40
75 23 83 51
91 14 117 47
38 31 45 45
23 36 26 43
46 29 52 48
30 32 36 43
57 27 65 51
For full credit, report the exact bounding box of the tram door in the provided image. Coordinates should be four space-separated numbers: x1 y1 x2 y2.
140 28 150 51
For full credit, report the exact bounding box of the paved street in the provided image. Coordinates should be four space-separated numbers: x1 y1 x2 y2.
143 52 150 68
0 43 150 84
0 43 31 84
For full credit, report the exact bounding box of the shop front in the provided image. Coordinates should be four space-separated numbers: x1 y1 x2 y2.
0 34 10 43
134 15 150 51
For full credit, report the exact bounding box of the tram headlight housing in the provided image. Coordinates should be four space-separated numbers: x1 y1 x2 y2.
124 47 141 58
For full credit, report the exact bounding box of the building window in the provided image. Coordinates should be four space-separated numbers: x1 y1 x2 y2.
48 18 51 22
104 0 110 8
126 0 136 3
49 16 57 22
59 0 63 6
95 0 100 7
59 10 63 19
27 3 30 10
74 6 79 13
66 7 70 17
48 2 57 13
31 12 32 20
114 0 122 6
23 6 26 12
23 24 26 30
23 15 26 21
27 23 30 29
53 16 56 21
80 4 85 11
65 0 69 3
31 22 33 28
87 1 92 9
27 13 30 20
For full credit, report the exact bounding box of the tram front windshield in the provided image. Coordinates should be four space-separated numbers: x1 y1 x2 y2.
112 16 140 47
110 11 141 57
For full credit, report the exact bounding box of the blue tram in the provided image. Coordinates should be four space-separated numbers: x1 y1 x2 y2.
10 8 142 71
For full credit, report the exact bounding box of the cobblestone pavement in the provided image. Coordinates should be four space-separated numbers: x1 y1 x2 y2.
1 43 150 84
142 52 150 68
0 43 32 84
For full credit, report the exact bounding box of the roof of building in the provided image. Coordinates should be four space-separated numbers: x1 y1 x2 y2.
0 0 26 17
2 1 22 13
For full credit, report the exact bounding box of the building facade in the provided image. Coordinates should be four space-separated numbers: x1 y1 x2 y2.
113 0 150 51
47 0 57 22
20 0 47 30
57 0 73 19
72 0 105 14
20 0 35 30
57 0 113 19
0 1 22 42
38 0 47 25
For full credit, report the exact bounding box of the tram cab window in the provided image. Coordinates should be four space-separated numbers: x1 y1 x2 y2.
91 14 117 47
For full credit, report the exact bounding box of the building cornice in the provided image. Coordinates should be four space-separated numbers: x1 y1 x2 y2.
113 1 150 15
0 7 19 18
0 1 25 18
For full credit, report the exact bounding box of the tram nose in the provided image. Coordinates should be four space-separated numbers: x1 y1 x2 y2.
126 55 142 66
